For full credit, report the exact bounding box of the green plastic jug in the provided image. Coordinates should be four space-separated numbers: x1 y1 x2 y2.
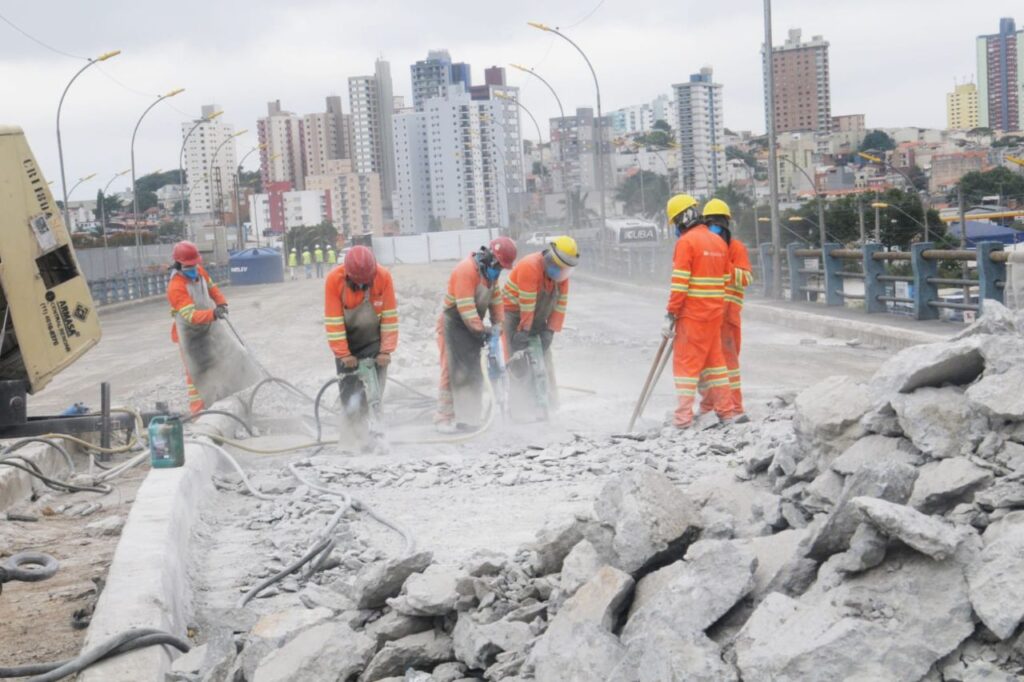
149 416 184 468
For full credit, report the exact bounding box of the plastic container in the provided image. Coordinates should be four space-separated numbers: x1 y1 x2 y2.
149 416 184 468
229 247 285 286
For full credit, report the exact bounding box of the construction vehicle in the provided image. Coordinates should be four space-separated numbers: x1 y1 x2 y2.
0 125 143 441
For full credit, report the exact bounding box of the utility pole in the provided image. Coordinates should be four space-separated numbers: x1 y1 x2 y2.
816 192 826 247
857 195 866 243
959 186 970 308
762 0 783 298
874 203 881 242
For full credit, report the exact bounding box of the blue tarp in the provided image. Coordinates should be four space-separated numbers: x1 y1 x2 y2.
946 220 1024 246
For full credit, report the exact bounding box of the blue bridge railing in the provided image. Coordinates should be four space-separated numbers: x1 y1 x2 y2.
88 264 231 307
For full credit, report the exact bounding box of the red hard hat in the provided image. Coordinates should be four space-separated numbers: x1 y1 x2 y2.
344 245 377 285
172 241 201 267
489 236 517 269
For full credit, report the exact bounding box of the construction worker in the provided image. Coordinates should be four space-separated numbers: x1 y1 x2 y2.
663 194 734 429
302 247 313 279
327 245 337 266
502 236 577 420
166 241 228 415
314 243 325 278
699 199 754 421
436 237 517 432
287 247 298 280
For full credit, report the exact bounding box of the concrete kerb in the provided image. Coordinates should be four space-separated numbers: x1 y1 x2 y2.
79 396 247 682
0 441 73 513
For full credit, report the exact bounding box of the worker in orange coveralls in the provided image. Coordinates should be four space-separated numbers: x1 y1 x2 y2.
699 199 754 422
435 237 517 433
166 240 228 414
662 195 734 428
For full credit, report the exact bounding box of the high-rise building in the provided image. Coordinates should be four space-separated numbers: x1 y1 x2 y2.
470 67 524 227
549 107 614 199
410 50 471 111
673 68 726 197
302 96 350 177
305 160 384 237
256 100 305 191
764 28 832 133
181 104 236 219
977 18 1024 132
947 82 980 130
349 59 397 211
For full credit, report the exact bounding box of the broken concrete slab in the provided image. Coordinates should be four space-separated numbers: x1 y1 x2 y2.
462 549 507 577
432 661 469 682
361 630 455 681
388 564 464 617
892 387 987 460
974 480 1024 511
952 300 1017 340
558 539 603 598
252 622 374 682
363 610 434 648
744 529 808 599
869 336 986 397
830 522 887 574
966 366 1024 421
522 516 586 576
793 375 872 460
531 624 626 682
84 515 125 537
237 607 334 680
587 467 701 574
853 496 966 560
803 461 918 561
452 614 532 670
553 565 633 633
621 539 756 644
978 334 1024 376
801 470 844 515
830 435 922 476
909 458 993 514
966 511 1024 640
352 551 433 609
612 632 738 682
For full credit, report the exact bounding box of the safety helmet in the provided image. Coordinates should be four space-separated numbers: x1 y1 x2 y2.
172 240 202 267
702 198 732 220
666 194 699 226
344 245 377 285
291 247 296 252
488 236 517 269
548 236 579 268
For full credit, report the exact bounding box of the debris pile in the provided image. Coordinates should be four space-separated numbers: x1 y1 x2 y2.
177 302 1024 680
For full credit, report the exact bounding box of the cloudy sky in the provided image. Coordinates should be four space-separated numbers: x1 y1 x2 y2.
0 1 1018 201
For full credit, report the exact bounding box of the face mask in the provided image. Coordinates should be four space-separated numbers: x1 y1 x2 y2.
485 266 502 282
546 264 571 282
182 266 199 281
709 225 724 236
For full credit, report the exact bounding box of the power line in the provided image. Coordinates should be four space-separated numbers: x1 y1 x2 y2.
559 0 606 29
0 10 85 60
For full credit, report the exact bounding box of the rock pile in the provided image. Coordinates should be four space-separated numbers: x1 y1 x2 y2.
178 302 1024 680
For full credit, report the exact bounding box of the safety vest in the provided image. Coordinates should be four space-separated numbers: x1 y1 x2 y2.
302 251 312 265
327 249 337 264
724 238 754 326
314 248 324 263
287 252 298 267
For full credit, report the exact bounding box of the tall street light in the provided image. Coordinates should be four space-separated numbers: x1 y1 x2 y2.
57 49 121 231
209 129 247 229
98 168 131 279
63 172 97 232
778 155 827 246
132 88 185 281
858 151 931 240
762 0 783 298
495 93 544 235
179 109 224 239
510 63 572 227
234 143 266 250
528 22 607 236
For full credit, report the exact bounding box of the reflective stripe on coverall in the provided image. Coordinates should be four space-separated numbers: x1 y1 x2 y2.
701 237 753 415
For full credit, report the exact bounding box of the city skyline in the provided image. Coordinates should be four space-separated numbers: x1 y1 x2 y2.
1 0 1021 200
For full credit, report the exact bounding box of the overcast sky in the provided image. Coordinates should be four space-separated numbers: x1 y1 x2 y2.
0 1 1018 201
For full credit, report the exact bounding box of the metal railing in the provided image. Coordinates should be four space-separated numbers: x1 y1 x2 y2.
577 239 670 284
88 264 231 307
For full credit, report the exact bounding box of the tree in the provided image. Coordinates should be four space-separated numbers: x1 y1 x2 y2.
906 165 928 192
726 146 757 168
285 221 338 252
615 171 669 218
860 130 896 152
635 129 672 148
238 170 262 194
710 183 756 245
95 189 123 220
652 120 671 133
951 166 1024 204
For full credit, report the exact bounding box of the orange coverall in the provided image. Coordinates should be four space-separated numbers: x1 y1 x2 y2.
667 224 732 427
502 251 569 342
323 264 398 359
701 237 754 415
167 265 227 414
436 255 504 423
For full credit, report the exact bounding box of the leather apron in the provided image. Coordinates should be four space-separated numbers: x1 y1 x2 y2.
503 281 559 421
343 296 382 359
443 282 493 426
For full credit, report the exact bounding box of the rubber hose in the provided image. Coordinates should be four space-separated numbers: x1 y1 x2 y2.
183 409 254 436
1 438 76 475
1 552 59 583
385 377 434 401
94 451 150 483
0 460 112 495
312 374 344 442
237 537 332 607
186 440 276 501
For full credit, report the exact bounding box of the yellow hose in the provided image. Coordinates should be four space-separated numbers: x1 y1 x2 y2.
37 407 145 454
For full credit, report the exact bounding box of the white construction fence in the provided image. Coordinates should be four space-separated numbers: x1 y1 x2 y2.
371 228 502 266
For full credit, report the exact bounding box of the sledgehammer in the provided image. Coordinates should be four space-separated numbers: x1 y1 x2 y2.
627 334 673 432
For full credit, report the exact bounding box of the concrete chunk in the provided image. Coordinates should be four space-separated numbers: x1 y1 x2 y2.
830 435 921 476
452 615 532 670
966 366 1024 421
966 511 1024 639
853 496 965 560
909 458 993 514
869 336 986 396
892 387 986 460
793 376 872 460
253 622 373 682
361 630 454 682
388 563 464 617
352 551 433 609
558 539 603 597
522 516 585 576
614 632 738 682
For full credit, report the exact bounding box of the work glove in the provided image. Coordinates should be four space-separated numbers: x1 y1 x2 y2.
511 330 530 352
661 314 676 340
539 329 554 351
375 353 391 368
214 304 229 319
477 325 493 347
338 355 359 370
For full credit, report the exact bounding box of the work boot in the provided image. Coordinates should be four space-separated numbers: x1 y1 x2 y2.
435 421 459 435
722 413 750 426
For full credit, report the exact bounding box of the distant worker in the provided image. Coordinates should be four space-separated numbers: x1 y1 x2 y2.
166 241 228 414
699 199 753 421
314 243 325 278
287 247 298 281
436 237 517 432
302 247 313 279
663 195 734 429
327 245 337 266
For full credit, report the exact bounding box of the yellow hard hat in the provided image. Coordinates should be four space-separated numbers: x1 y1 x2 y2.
666 194 698 224
702 198 732 219
548 235 579 268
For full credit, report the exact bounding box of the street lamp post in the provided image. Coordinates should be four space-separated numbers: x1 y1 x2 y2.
778 154 826 247
99 169 131 280
209 129 247 230
510 64 572 227
762 0 783 298
528 22 607 236
57 50 121 232
234 143 265 250
62 172 97 234
495 93 545 235
131 88 185 285
179 110 224 240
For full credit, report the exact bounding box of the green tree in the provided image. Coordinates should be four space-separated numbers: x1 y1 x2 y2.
726 146 757 168
615 171 669 218
238 169 262 194
95 189 123 220
285 221 338 252
951 166 1024 203
652 119 671 133
635 130 672 148
860 130 896 152
710 183 756 244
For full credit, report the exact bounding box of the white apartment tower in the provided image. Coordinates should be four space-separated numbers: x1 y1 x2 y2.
257 100 305 191
302 95 350 177
349 59 397 211
673 68 726 197
181 104 237 219
305 159 384 237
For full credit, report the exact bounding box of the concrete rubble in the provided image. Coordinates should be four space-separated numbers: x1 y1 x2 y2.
176 301 1024 680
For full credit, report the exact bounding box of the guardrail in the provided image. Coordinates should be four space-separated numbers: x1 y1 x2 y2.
88 264 231 307
576 240 669 284
758 241 1007 320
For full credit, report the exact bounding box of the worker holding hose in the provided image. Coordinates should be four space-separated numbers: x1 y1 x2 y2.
663 195 735 429
436 237 517 433
167 240 228 414
699 199 753 422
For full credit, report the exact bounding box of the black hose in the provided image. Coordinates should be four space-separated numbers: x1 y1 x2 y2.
246 376 331 416
183 409 254 436
1 438 76 475
313 375 345 443
0 628 190 680
0 459 112 495
237 537 332 607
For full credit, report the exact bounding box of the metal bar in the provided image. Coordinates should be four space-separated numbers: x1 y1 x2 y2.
876 275 914 282
926 277 976 286
837 292 865 299
837 271 865 278
876 296 914 303
797 268 823 275
793 249 821 258
991 251 1009 263
928 300 979 311
871 251 912 261
799 287 826 293
0 411 159 440
100 382 112 463
921 249 976 261
831 249 862 259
